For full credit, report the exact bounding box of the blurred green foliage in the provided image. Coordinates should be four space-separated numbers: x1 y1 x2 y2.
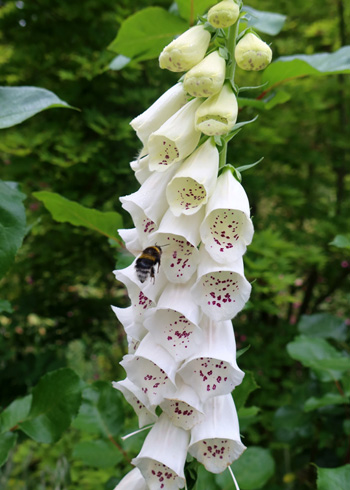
0 0 349 488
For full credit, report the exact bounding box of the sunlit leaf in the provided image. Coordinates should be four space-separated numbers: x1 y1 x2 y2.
243 6 287 35
329 234 350 249
317 464 350 490
298 313 347 341
176 0 215 23
0 86 75 128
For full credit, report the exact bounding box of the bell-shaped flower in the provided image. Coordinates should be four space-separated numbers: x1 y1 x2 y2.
166 139 219 216
150 207 204 283
120 163 180 229
208 0 240 28
121 334 179 405
200 168 254 263
144 281 204 362
191 248 251 321
130 155 152 184
130 83 189 147
118 228 141 256
159 25 211 73
113 378 157 428
132 413 189 490
195 83 238 136
188 394 246 473
160 377 205 430
178 317 244 402
183 51 226 98
111 304 147 353
113 468 147 490
235 33 272 71
148 98 202 173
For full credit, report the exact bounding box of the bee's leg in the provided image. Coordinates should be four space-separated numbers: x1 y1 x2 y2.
150 266 155 284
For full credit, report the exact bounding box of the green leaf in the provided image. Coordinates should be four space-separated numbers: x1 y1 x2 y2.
231 115 259 132
298 313 347 341
243 6 287 35
109 54 131 70
73 439 123 468
0 86 75 129
236 157 264 173
72 381 124 438
231 447 275 489
108 7 187 61
329 234 350 249
0 180 26 278
19 368 82 443
0 299 13 314
33 191 123 243
176 0 216 22
236 345 251 359
233 371 259 411
309 358 350 372
0 432 18 467
304 393 349 412
287 335 344 381
317 464 350 490
0 395 32 433
263 46 350 89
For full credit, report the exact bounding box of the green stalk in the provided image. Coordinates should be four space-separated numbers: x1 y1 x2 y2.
226 17 240 88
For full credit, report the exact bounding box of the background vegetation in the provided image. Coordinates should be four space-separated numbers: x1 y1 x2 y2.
0 0 349 488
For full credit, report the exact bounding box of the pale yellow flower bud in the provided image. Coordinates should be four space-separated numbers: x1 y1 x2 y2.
195 83 238 136
159 25 211 73
208 0 240 28
234 33 272 71
183 51 226 98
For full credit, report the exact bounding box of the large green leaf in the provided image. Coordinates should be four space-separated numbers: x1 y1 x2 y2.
317 464 350 490
233 371 259 411
108 7 187 61
0 395 32 433
73 439 123 468
72 381 124 438
0 181 26 278
243 6 287 35
263 46 350 89
0 432 18 467
33 191 123 243
176 0 215 22
329 234 350 250
230 447 275 489
0 86 74 129
19 368 82 443
298 313 347 341
304 393 349 412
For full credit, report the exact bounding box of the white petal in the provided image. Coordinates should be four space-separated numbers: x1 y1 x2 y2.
111 304 147 341
178 317 244 402
144 282 203 361
121 164 179 226
113 379 157 428
189 394 246 473
200 169 254 263
130 83 189 146
121 334 179 405
148 98 202 173
160 378 205 430
130 155 152 184
132 413 189 489
156 206 205 247
191 248 251 321
118 228 141 256
166 139 219 216
183 51 226 98
113 468 147 490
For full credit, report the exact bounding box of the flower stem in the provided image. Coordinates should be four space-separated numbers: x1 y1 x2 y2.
228 466 241 490
226 18 240 89
219 141 228 169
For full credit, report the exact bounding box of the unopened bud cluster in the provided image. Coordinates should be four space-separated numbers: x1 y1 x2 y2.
113 2 272 489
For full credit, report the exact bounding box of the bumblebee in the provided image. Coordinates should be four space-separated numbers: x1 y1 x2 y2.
135 245 163 283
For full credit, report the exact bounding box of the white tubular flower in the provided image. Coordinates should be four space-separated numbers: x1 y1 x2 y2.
132 413 189 490
235 33 272 71
159 25 211 73
150 208 204 283
120 164 179 228
188 394 246 473
178 318 244 402
118 228 141 256
160 377 205 430
148 98 202 173
208 0 240 28
130 155 151 185
113 468 147 490
191 248 251 321
195 83 238 136
166 139 219 217
121 334 179 405
130 83 189 147
183 51 226 98
111 304 147 344
200 169 254 263
144 282 204 362
113 379 157 428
